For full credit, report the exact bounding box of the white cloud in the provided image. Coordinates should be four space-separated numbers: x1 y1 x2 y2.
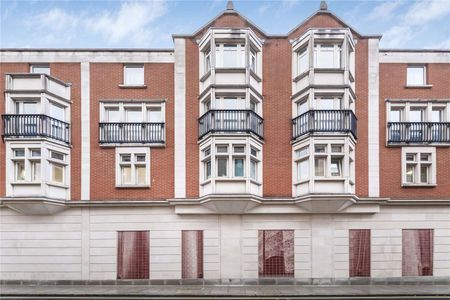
380 0 450 48
257 3 272 15
85 1 167 45
22 1 168 47
367 0 404 21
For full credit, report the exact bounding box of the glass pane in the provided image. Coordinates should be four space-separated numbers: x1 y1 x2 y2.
250 160 257 180
217 158 227 177
15 161 25 181
298 159 309 181
314 145 326 153
121 154 131 162
14 149 25 157
297 100 308 115
407 67 425 85
216 145 228 153
389 109 402 122
135 154 146 162
51 151 64 161
420 165 429 183
122 166 132 184
52 164 64 183
298 48 308 73
410 109 423 122
125 108 142 122
124 66 144 85
431 110 442 122
234 146 245 153
420 153 430 161
251 147 258 157
31 149 41 157
106 108 120 122
296 146 309 158
314 158 325 176
203 147 211 157
406 164 415 183
234 158 244 177
32 161 41 181
147 108 162 123
50 103 65 121
331 145 343 153
330 158 342 176
31 65 50 75
23 102 38 114
205 160 211 179
406 153 416 161
136 166 146 185
216 98 245 110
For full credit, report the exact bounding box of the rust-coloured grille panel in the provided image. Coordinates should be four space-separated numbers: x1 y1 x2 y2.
117 231 149 279
182 230 203 279
258 230 294 277
349 229 371 277
402 229 433 276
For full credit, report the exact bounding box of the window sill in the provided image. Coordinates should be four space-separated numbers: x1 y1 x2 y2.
200 179 212 186
293 179 309 185
402 183 437 188
47 182 69 189
293 70 310 83
118 84 147 89
116 184 150 189
314 68 345 73
404 85 432 89
10 181 41 186
200 70 211 82
215 177 246 182
314 177 346 181
249 69 262 82
249 179 262 186
215 67 246 73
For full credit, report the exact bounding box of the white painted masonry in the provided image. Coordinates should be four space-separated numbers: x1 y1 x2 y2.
80 62 90 201
379 51 450 64
1 206 448 280
174 38 187 198
368 38 380 197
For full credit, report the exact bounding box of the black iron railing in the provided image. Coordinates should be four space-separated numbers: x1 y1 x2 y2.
292 110 357 140
198 110 264 139
387 122 450 144
99 122 165 144
2 114 70 144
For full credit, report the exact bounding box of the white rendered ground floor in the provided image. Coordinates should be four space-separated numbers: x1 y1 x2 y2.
0 204 449 281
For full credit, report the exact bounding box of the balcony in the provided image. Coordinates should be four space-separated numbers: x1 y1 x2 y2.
198 110 264 140
99 122 165 144
292 110 357 140
387 122 450 145
2 114 70 145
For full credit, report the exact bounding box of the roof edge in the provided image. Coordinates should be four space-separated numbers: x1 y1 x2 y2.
380 48 450 53
0 48 174 52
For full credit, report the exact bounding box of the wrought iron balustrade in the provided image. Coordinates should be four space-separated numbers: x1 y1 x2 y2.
387 122 450 144
292 110 357 140
2 114 70 144
198 109 264 139
99 122 165 144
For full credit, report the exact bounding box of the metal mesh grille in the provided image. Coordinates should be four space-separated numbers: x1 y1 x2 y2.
182 230 203 279
402 229 433 276
349 229 371 277
258 230 294 277
117 231 149 279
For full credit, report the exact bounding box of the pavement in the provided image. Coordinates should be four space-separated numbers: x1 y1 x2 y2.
1 284 450 299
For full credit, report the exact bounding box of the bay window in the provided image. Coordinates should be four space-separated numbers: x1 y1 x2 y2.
314 44 341 69
215 43 245 68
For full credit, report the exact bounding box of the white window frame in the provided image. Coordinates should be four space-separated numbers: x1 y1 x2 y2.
100 102 165 123
115 147 150 187
48 150 67 185
123 64 144 86
297 47 309 75
215 43 246 68
30 64 50 75
406 65 427 86
401 147 436 187
314 43 342 69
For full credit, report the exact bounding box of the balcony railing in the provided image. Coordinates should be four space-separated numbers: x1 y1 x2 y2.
292 110 357 140
99 123 165 144
387 122 450 144
2 114 70 144
198 109 264 139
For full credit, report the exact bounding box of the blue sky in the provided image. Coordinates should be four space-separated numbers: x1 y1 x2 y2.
1 0 450 49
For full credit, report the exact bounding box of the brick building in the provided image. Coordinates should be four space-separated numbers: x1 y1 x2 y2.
1 1 449 283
